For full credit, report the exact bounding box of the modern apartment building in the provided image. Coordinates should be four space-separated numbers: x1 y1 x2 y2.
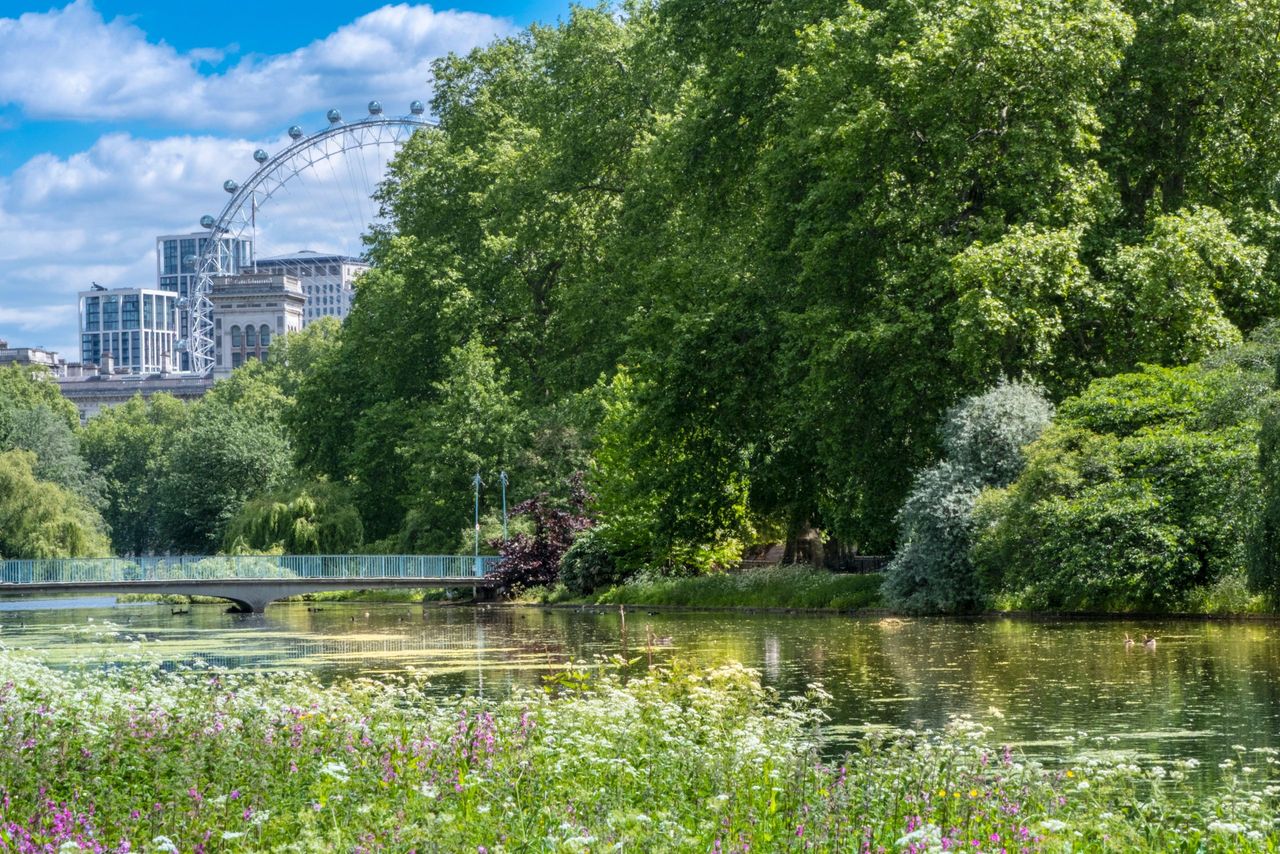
78 286 179 374
254 250 368 324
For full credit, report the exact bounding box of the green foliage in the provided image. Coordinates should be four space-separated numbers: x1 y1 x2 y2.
156 370 292 553
224 479 364 555
1105 206 1268 366
1248 401 1280 603
80 393 190 556
267 0 1280 568
558 526 628 595
950 226 1102 394
592 566 884 610
977 352 1272 611
590 370 752 574
0 363 78 435
0 450 110 558
886 381 1054 614
399 335 525 552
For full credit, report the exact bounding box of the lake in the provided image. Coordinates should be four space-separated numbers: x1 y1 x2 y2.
2 599 1277 775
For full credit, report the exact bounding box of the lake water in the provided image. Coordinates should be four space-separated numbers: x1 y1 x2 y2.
2 599 1278 774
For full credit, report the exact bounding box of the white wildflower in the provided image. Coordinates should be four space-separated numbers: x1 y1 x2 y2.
320 761 349 782
1208 821 1245 835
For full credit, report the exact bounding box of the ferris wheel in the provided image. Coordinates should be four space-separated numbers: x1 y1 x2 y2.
180 101 436 375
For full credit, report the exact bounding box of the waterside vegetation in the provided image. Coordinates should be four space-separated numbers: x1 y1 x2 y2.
1 653 1279 853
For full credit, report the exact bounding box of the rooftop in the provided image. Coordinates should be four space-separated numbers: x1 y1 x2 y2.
256 249 368 265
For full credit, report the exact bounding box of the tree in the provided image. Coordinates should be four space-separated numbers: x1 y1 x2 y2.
80 393 190 556
3 404 103 507
1104 206 1270 366
885 380 1054 613
0 450 109 559
224 479 363 555
398 335 525 552
491 474 592 592
0 364 78 436
156 369 292 553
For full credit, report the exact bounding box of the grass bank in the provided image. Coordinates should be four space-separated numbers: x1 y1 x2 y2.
526 565 885 610
0 652 1277 852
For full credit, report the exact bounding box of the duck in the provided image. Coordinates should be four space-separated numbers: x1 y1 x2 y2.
1143 634 1157 649
1124 633 1135 649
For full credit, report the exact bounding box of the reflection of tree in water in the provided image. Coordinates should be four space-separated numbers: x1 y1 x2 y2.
13 603 1280 772
870 619 1280 766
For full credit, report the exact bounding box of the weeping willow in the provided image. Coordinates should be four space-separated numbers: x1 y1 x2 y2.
224 480 364 554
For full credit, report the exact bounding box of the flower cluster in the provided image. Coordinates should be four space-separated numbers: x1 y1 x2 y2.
0 652 1276 852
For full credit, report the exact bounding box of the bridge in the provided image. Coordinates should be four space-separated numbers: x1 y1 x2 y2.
0 555 501 613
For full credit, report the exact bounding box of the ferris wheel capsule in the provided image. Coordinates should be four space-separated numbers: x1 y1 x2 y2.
288 125 303 140
253 149 269 163
368 100 383 115
183 254 197 266
327 108 342 124
409 100 425 115
223 180 238 193
199 214 216 229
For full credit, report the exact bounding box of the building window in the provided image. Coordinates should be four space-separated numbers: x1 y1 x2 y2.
245 325 257 349
232 352 242 368
230 325 242 349
85 297 100 331
162 240 178 275
103 298 119 331
259 324 271 349
122 296 140 329
180 239 196 273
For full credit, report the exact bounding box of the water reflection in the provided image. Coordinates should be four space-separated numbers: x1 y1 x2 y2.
3 601 1279 773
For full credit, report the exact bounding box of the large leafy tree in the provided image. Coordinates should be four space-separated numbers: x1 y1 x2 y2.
279 0 1280 567
81 394 190 556
157 370 292 553
0 450 110 559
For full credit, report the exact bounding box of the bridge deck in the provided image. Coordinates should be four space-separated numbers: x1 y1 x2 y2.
0 555 502 613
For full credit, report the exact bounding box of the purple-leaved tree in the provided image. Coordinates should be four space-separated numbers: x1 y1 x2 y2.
491 473 593 593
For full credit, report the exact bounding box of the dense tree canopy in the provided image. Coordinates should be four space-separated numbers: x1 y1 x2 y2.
276 0 1280 567
20 0 1280 589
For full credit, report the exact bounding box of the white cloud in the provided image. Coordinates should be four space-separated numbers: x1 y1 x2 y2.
0 128 411 359
0 1 514 130
0 0 515 359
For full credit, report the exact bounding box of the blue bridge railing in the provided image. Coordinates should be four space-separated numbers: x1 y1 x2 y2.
0 555 502 586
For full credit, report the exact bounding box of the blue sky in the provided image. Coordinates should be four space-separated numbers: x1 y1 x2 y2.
0 0 570 358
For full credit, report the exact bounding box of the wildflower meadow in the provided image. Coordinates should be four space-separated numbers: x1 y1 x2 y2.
0 649 1277 852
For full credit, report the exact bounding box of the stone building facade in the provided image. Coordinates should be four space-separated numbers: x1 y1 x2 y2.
209 273 305 377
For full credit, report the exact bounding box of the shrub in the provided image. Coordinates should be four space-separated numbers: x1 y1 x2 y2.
885 379 1053 613
977 352 1272 612
491 474 592 593
559 527 628 595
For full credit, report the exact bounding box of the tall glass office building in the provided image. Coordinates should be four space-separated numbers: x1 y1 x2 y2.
79 288 179 374
155 232 254 370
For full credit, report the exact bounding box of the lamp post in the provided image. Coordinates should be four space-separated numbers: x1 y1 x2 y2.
472 472 484 576
499 470 509 542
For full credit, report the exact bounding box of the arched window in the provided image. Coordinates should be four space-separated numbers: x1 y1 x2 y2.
245 325 257 348
259 324 271 348
230 325 242 348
